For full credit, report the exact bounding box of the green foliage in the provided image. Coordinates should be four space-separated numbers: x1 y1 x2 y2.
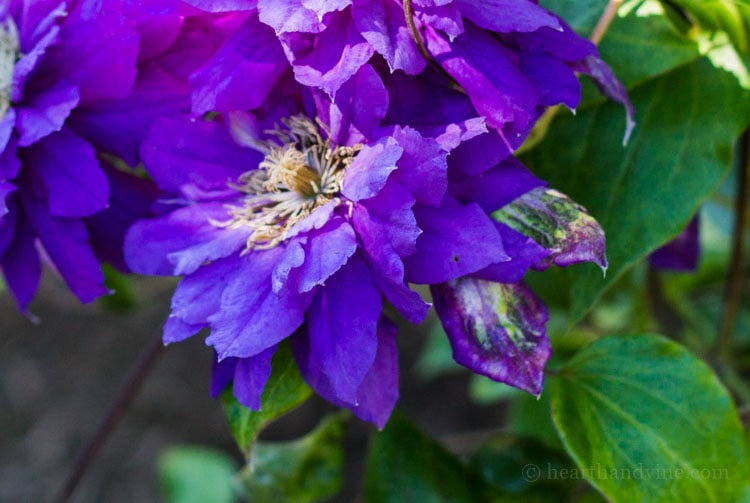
551 335 750 502
525 54 750 322
366 413 478 502
98 263 138 312
158 446 238 503
662 0 750 57
236 412 347 503
222 342 313 455
468 436 581 503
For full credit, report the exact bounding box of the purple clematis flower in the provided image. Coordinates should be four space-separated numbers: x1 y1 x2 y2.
253 0 633 149
0 0 144 311
123 34 590 424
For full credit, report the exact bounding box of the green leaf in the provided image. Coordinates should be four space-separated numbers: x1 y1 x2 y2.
222 342 313 455
663 0 750 56
540 0 609 34
158 446 238 503
524 57 750 322
469 375 522 404
508 390 563 450
236 412 346 503
98 263 138 312
592 3 702 91
551 334 749 503
366 413 477 502
468 435 579 503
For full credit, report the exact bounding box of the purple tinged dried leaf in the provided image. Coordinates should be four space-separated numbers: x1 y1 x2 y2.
494 187 608 273
431 278 550 395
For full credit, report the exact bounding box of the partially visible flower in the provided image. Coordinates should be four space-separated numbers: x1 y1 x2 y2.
649 215 700 272
0 0 141 311
253 0 633 149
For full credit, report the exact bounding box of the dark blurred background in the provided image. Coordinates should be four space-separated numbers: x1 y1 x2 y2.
0 273 506 502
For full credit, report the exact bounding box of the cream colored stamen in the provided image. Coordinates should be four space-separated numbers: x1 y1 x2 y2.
0 17 18 120
213 116 361 252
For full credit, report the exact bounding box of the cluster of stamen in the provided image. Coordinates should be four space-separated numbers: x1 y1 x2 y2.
0 16 18 120
213 116 361 252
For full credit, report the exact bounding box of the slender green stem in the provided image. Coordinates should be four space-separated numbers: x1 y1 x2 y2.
718 129 749 365
53 335 166 503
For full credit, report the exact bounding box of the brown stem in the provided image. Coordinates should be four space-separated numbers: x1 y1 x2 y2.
53 335 166 503
590 0 623 45
402 0 464 92
718 129 749 364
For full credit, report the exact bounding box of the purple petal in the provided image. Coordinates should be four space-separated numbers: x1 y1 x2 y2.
12 2 65 100
432 278 550 395
404 196 508 284
23 127 108 217
353 0 425 74
142 116 260 198
190 16 288 115
495 187 608 272
353 184 429 323
447 127 512 178
163 316 206 345
258 0 324 34
520 53 580 109
296 317 399 428
296 217 358 293
84 162 161 272
69 64 190 166
0 209 41 312
183 0 258 12
0 109 17 152
302 0 351 17
472 223 550 283
418 3 464 40
450 156 546 213
302 254 381 404
572 55 635 144
206 247 313 359
352 318 400 428
21 192 108 303
170 255 243 326
123 202 250 276
514 23 595 62
455 0 560 33
210 355 237 398
43 1 139 104
425 21 537 133
429 117 487 152
317 63 389 145
15 82 80 147
286 9 374 95
0 181 15 216
233 346 276 410
649 215 700 272
341 137 402 201
0 136 19 180
389 126 448 207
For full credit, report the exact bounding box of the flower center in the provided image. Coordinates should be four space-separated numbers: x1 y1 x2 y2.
215 115 361 251
0 17 18 120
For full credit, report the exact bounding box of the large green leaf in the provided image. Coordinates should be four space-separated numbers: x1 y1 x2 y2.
524 56 750 322
551 334 749 502
222 342 313 455
158 446 238 503
365 413 477 502
236 413 346 503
